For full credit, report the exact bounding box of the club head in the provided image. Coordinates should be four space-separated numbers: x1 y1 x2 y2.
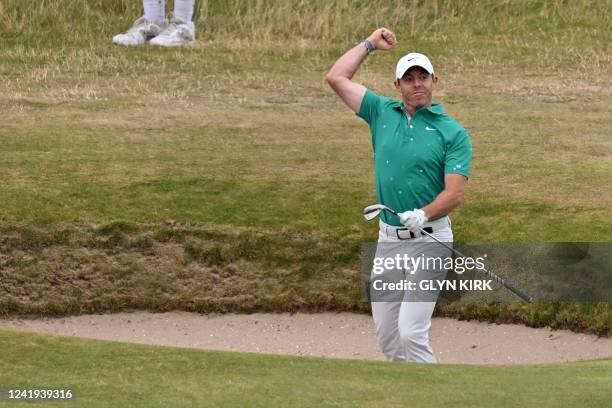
363 204 387 221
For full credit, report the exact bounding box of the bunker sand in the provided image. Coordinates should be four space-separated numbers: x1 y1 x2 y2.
1 312 611 364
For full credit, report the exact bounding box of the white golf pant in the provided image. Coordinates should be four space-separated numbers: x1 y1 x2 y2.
371 217 453 363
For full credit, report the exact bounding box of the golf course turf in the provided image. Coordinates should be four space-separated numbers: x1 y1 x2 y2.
1 329 611 407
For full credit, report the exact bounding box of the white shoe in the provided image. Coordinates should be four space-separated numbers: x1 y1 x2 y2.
112 17 164 46
149 16 195 47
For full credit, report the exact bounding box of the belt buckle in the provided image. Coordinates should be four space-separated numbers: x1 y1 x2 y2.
394 227 434 240
395 228 417 240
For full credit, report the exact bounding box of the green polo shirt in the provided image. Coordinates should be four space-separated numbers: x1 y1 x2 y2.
357 89 472 226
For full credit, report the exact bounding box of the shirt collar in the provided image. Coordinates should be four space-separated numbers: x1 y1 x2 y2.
392 101 444 116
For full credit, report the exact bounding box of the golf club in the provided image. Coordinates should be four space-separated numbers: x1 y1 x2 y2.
363 204 533 303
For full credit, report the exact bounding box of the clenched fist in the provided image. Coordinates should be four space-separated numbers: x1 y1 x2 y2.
367 27 398 51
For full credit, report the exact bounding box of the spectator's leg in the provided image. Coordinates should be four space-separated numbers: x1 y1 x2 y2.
144 0 166 26
174 0 195 23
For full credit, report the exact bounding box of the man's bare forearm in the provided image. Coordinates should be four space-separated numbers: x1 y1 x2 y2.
326 28 397 112
326 43 369 84
421 174 467 221
421 189 465 221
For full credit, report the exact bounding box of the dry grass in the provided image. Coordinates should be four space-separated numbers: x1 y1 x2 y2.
0 220 365 315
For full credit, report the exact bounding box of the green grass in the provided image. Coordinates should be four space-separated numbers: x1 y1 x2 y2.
0 329 611 407
0 0 611 333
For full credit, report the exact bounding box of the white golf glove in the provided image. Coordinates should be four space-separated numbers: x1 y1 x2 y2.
399 209 428 230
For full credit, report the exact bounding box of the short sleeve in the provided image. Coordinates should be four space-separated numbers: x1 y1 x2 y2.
444 129 472 177
356 89 382 126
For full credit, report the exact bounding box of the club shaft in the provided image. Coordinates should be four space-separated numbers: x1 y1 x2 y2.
418 227 533 303
375 207 533 303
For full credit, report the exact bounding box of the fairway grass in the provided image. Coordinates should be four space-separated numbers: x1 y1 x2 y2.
0 1 611 332
0 329 611 408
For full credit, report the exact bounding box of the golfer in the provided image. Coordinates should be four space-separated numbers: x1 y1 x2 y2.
326 27 472 363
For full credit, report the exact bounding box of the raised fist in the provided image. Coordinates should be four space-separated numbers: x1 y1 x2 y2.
367 27 397 51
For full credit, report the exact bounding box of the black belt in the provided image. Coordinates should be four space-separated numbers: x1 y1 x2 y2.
395 226 433 240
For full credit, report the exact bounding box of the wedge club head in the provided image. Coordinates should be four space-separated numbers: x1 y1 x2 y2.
363 204 399 221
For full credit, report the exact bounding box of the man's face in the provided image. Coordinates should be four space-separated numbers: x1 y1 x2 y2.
394 67 437 111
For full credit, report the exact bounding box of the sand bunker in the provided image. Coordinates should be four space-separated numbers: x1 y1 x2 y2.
2 312 611 364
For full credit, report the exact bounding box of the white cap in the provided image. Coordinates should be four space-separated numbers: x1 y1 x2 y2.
395 53 434 79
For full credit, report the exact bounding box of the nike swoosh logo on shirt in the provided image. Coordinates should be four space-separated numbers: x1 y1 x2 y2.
425 126 438 131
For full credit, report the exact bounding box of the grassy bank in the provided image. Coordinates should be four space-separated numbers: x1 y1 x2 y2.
0 0 611 333
1 329 611 407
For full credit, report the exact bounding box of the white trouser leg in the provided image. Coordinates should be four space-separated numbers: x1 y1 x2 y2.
371 301 405 361
372 298 437 363
371 219 453 363
397 301 437 363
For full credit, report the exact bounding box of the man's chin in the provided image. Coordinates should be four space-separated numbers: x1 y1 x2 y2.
406 98 429 108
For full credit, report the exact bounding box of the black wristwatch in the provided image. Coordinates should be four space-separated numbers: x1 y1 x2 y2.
363 39 375 54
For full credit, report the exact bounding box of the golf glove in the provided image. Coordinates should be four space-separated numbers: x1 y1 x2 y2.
399 209 428 230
